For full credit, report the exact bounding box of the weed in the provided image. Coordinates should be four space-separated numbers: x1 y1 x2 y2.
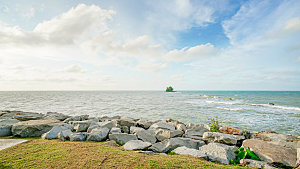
207 116 220 132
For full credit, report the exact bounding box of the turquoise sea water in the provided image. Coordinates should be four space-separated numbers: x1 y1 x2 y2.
0 91 299 135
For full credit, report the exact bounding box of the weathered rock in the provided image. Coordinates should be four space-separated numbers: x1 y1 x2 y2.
121 126 129 133
136 130 157 144
43 112 70 121
219 126 242 135
98 121 115 130
176 124 187 132
136 119 154 129
173 146 207 158
12 120 65 137
154 129 183 141
73 121 91 132
99 116 120 122
149 121 175 131
240 159 275 169
110 127 122 133
0 119 19 136
87 127 109 142
243 139 297 167
109 133 138 145
42 125 72 139
124 140 152 150
130 126 145 134
166 119 183 128
149 137 205 153
253 131 300 150
186 123 210 130
113 119 136 128
87 125 99 133
297 148 300 166
203 132 244 145
63 115 89 123
199 143 237 165
57 129 73 141
0 111 22 119
14 112 44 121
185 125 209 139
69 132 87 141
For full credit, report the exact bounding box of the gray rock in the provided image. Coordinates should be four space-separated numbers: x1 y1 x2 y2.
297 148 300 166
73 121 91 132
136 119 154 129
63 115 89 123
0 119 19 136
43 112 70 121
154 129 183 141
176 124 187 132
149 121 175 131
87 125 100 133
121 126 129 133
113 119 136 128
87 127 109 142
240 159 275 169
173 146 207 158
57 129 73 141
99 116 120 121
199 143 237 165
185 125 209 139
130 126 145 134
186 123 210 130
124 140 152 150
110 127 122 133
69 132 87 141
13 112 44 121
253 131 300 150
203 132 245 145
12 120 65 137
108 133 137 145
243 139 297 167
98 121 115 130
136 130 157 144
41 125 72 139
149 137 205 153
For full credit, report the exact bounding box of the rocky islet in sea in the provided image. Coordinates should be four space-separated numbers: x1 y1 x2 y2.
0 110 299 168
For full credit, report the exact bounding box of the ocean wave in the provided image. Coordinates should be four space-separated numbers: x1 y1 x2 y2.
205 100 240 105
216 107 243 111
250 104 300 111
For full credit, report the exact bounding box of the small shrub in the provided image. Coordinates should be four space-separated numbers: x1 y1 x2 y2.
207 116 220 132
168 151 176 155
119 141 125 146
241 129 251 139
230 147 260 165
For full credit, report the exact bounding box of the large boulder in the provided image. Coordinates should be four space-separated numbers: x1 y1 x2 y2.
253 131 300 150
0 119 19 136
136 130 157 144
203 132 244 145
219 126 242 135
149 121 175 131
43 112 70 121
173 146 207 158
98 121 115 130
41 125 73 139
108 133 138 145
176 124 187 132
87 127 110 142
99 116 120 122
69 132 87 141
123 140 152 150
243 139 297 167
13 112 44 121
57 129 73 141
199 143 237 165
149 137 205 153
184 124 209 139
72 121 91 132
110 127 122 134
113 118 136 128
136 119 154 129
12 120 65 137
186 123 210 130
240 159 275 169
153 129 183 141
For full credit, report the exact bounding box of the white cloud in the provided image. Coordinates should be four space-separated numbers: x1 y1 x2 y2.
60 64 86 73
136 62 167 73
164 43 218 62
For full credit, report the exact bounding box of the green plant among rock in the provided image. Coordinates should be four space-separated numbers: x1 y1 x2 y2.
207 116 220 132
168 151 177 155
229 147 261 165
166 86 174 92
241 129 251 139
119 141 125 146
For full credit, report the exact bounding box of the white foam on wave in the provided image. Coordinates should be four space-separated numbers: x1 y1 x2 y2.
205 100 240 105
250 103 300 111
216 107 243 111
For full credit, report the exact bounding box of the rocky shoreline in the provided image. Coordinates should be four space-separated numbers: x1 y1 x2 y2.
0 110 299 168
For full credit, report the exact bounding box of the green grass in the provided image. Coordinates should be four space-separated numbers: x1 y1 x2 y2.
0 138 248 169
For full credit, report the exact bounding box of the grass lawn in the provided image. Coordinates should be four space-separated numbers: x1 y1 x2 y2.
0 138 247 169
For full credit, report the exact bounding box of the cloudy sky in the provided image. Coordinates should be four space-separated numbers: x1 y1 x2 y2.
0 0 300 91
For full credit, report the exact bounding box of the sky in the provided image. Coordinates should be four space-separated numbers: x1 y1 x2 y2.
0 0 300 91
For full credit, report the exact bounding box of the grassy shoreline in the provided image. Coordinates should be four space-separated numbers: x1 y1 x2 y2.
0 138 247 169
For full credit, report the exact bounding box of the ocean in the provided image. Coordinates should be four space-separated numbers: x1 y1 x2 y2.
0 91 299 136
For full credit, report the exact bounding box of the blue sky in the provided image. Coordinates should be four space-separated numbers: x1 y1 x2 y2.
0 0 300 90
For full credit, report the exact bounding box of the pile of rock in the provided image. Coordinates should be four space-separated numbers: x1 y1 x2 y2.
0 110 299 168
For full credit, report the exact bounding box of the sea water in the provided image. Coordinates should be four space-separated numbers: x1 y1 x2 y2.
0 91 299 136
